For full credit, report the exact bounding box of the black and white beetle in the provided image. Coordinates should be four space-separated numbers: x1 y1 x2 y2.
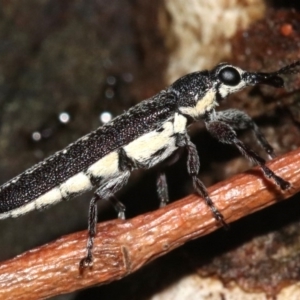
0 61 299 267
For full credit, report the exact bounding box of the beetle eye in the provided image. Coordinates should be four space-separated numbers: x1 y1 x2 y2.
218 67 241 86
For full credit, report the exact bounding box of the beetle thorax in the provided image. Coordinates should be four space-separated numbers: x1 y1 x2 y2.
178 88 218 119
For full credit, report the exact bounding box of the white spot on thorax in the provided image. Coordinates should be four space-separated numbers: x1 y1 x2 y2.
179 89 217 118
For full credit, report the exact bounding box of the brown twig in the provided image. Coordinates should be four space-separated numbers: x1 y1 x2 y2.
0 148 300 299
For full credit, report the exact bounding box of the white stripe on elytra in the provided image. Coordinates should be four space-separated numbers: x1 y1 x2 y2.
0 187 63 219
60 172 93 199
124 114 187 168
86 151 120 180
124 121 173 167
0 151 122 219
0 172 93 219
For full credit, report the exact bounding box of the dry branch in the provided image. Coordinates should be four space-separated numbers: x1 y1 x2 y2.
0 148 300 299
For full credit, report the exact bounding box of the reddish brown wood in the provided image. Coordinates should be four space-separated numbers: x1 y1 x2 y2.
0 148 300 299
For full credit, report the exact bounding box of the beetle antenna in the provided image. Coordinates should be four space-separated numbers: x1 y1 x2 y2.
274 60 300 75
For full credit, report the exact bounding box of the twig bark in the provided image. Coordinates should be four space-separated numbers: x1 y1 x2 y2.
0 148 300 299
